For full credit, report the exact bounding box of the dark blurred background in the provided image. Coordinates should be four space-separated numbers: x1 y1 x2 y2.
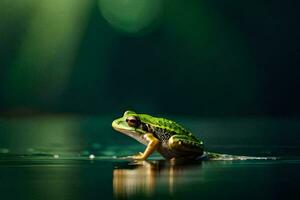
1 0 299 117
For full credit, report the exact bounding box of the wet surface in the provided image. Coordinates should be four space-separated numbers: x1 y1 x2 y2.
0 156 299 200
0 116 299 199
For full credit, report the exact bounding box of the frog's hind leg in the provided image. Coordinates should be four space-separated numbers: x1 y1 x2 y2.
168 135 204 159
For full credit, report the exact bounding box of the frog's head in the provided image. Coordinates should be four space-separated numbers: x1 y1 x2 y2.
112 111 149 144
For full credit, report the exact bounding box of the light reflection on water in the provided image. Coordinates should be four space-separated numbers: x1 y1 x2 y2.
113 160 202 198
0 155 299 200
0 116 300 199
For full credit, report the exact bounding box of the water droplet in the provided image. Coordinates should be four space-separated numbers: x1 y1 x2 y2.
53 154 59 159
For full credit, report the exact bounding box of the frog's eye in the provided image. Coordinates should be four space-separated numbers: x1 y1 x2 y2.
126 116 141 127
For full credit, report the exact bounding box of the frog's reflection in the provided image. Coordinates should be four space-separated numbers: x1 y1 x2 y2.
113 159 202 198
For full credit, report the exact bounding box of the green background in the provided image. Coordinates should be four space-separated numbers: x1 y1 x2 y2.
1 0 299 117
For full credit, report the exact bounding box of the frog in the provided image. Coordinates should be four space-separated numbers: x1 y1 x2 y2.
112 110 205 160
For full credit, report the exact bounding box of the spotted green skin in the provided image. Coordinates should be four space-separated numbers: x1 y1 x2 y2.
112 111 204 160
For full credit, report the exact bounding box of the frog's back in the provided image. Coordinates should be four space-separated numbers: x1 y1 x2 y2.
139 114 199 142
140 114 186 131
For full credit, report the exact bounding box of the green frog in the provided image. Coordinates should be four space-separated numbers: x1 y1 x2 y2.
112 110 205 160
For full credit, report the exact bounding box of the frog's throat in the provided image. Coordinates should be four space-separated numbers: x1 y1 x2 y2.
112 119 147 145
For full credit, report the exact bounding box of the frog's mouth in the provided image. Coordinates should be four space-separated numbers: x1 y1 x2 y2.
112 119 135 135
112 118 147 145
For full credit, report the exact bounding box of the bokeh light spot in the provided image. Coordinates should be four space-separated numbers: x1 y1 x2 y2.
98 0 163 34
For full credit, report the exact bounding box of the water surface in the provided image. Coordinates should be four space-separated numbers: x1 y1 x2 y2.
0 116 299 199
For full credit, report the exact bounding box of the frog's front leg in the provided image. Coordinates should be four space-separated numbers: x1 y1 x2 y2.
128 133 159 160
168 135 204 158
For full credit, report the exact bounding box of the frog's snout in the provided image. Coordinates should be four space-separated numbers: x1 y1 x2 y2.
112 119 119 129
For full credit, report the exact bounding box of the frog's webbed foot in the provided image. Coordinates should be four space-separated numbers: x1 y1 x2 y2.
121 133 159 161
122 152 144 160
